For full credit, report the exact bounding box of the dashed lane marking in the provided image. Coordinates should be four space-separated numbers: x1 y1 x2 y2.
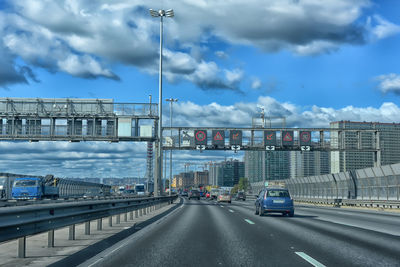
229 209 234 213
295 252 326 267
244 219 255 225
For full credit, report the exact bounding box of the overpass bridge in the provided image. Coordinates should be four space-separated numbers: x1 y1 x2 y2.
0 98 157 142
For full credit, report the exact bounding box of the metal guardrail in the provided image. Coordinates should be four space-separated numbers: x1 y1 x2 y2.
246 194 400 208
0 195 177 257
294 197 400 208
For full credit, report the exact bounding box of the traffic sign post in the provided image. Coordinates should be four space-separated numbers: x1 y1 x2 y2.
229 130 242 146
282 131 294 146
264 131 276 146
299 131 311 146
196 145 206 152
231 145 241 153
194 130 207 146
212 130 225 146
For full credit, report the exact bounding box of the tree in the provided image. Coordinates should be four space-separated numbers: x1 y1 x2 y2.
238 177 249 192
231 184 240 194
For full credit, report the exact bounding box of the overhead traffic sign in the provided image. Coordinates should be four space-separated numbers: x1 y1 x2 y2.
282 131 294 146
212 130 225 146
231 145 241 152
229 130 242 146
264 131 276 146
194 130 207 145
299 131 311 146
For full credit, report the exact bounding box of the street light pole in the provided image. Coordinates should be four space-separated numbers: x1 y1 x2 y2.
149 9 174 196
166 98 178 196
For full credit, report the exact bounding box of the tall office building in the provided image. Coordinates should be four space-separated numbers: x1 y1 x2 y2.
244 151 290 183
173 171 194 188
194 171 209 187
209 163 223 186
290 150 330 179
209 160 244 187
330 121 400 173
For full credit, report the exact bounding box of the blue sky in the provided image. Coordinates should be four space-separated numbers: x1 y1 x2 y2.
1 0 400 178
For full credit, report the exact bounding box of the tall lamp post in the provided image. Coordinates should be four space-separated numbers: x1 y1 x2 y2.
149 8 174 196
166 98 178 196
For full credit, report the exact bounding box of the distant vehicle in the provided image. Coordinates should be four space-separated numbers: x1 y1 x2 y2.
235 191 246 201
210 188 219 200
122 189 135 196
117 186 125 195
11 175 111 200
0 176 15 199
135 184 146 196
83 188 103 198
255 188 294 217
188 189 200 200
217 191 231 203
181 191 188 197
12 177 58 200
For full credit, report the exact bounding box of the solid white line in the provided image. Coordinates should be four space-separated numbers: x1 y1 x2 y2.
229 209 234 213
295 252 326 267
244 219 255 225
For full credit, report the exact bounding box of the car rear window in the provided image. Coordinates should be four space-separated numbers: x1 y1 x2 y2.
266 190 290 198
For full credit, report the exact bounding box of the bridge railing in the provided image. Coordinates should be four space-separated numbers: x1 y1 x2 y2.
0 98 158 117
0 195 177 258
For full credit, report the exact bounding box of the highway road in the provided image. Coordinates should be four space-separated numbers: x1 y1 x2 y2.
79 197 400 267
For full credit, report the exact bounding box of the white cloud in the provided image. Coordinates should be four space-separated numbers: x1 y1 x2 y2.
0 141 148 178
225 69 243 85
375 73 400 94
251 77 262 90
215 50 228 59
369 15 400 40
171 96 400 128
0 0 384 89
185 61 242 91
291 40 339 56
57 54 118 79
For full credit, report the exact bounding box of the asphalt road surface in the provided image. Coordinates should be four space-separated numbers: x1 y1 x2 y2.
82 198 400 267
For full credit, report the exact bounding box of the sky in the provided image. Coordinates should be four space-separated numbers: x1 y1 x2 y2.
1 0 400 179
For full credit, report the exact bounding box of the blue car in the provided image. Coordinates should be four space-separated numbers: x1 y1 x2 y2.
255 188 294 217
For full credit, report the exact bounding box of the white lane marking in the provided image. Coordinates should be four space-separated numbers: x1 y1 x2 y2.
229 209 234 213
220 205 224 208
244 219 255 225
87 223 138 267
295 252 326 267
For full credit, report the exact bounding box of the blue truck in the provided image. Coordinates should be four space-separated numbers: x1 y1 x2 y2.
12 176 59 200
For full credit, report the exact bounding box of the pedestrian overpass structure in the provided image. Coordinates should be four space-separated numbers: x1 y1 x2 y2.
0 98 157 142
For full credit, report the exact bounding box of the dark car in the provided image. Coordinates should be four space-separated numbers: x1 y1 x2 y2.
235 191 246 201
255 188 294 217
188 189 200 200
